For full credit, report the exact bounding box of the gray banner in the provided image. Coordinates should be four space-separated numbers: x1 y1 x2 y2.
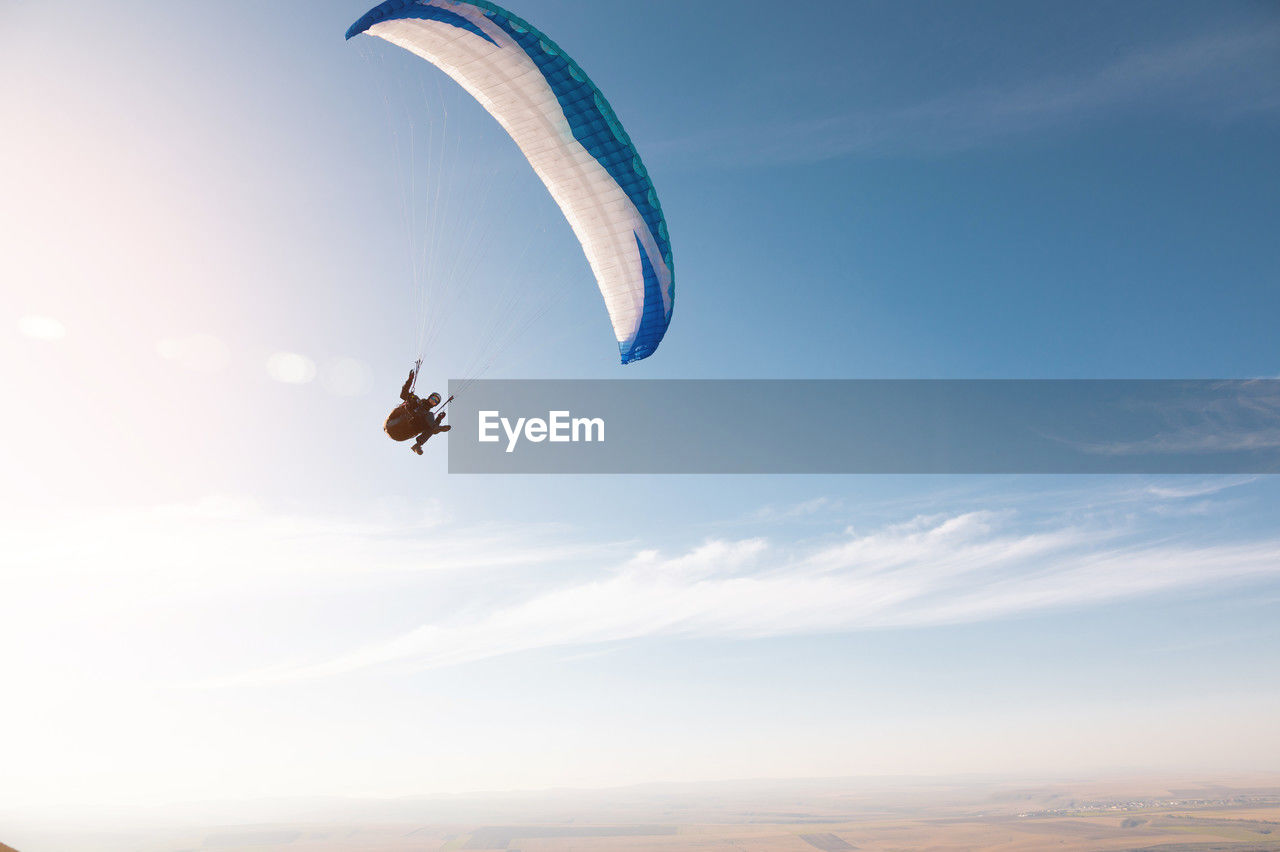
446 380 1280 474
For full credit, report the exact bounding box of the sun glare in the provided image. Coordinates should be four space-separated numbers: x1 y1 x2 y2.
18 315 67 341
266 351 317 384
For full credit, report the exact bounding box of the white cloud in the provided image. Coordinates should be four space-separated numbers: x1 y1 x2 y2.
220 505 1280 684
751 497 838 521
0 497 610 626
1074 383 1280 457
7 488 1277 690
1144 477 1257 500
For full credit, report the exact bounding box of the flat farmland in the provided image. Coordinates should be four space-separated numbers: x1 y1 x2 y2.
5 775 1280 851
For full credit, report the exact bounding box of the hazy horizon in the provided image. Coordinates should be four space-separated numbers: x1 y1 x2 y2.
6 772 1280 851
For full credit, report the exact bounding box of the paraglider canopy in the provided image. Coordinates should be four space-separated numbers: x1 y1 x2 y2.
348 0 675 364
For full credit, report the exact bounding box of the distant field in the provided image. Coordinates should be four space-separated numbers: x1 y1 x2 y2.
4 774 1280 851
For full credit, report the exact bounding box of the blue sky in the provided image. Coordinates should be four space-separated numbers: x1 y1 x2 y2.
2 0 1279 814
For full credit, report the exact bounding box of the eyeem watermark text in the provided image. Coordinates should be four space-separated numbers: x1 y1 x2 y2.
478 410 605 453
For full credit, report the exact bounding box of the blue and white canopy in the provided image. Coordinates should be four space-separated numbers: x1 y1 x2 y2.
348 0 674 364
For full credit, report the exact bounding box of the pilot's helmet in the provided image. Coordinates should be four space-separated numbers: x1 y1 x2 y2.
425 392 442 408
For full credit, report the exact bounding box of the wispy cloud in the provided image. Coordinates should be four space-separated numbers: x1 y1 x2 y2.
658 25 1280 165
218 504 1280 685
1076 382 1280 458
8 488 1277 690
1144 477 1258 500
0 496 619 619
750 496 841 522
